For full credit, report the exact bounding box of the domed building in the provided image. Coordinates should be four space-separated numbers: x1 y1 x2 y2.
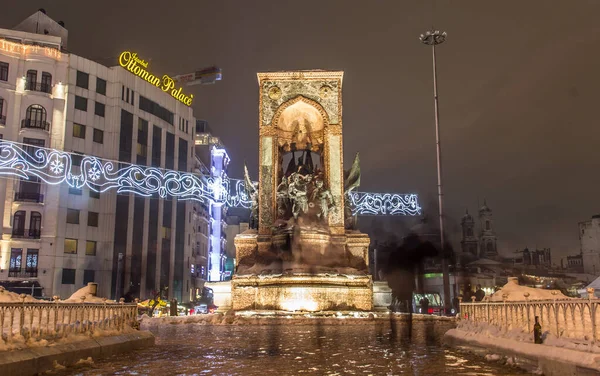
460 200 499 261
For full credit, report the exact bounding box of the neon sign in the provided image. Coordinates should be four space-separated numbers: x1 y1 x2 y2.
118 51 193 106
0 39 61 60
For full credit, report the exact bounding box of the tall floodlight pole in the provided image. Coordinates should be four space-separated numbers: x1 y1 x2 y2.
420 29 451 314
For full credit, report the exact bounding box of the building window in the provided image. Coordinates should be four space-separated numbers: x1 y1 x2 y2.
64 238 78 254
76 71 89 89
41 72 52 93
88 212 99 227
73 123 86 139
30 211 41 238
25 249 38 273
137 143 147 157
66 209 80 224
85 240 97 256
0 62 8 81
0 97 4 119
62 268 76 284
69 187 82 195
24 104 48 130
94 101 105 117
71 152 83 166
26 70 37 90
485 220 490 230
74 96 88 111
96 77 106 95
9 248 22 272
93 128 104 144
139 95 174 125
83 269 95 284
89 184 100 199
12 210 26 237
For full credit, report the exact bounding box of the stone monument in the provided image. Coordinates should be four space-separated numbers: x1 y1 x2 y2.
232 70 372 311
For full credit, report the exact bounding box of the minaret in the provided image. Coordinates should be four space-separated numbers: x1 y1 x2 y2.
460 209 478 256
478 200 498 258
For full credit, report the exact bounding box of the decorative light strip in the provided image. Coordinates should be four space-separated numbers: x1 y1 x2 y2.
348 192 422 216
0 141 420 216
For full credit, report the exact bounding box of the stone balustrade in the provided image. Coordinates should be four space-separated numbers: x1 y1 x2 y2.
460 289 599 342
0 298 138 345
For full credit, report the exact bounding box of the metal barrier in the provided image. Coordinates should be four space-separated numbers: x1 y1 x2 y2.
460 291 599 342
0 298 138 344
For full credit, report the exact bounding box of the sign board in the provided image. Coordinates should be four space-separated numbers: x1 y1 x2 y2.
118 51 193 106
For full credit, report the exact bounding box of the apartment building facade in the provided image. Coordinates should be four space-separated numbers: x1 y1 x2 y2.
0 11 202 302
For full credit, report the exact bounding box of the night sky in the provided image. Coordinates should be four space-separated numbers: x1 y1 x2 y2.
2 1 599 261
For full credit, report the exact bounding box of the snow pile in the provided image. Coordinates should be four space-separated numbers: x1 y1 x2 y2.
446 328 600 372
62 285 115 303
487 277 570 302
0 287 42 303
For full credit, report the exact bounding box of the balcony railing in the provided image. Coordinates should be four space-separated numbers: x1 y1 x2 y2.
8 269 38 278
21 119 50 131
25 82 52 94
12 228 41 239
0 115 5 125
14 191 44 203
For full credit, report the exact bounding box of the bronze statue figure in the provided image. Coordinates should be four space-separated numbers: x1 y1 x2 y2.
244 164 259 229
343 152 361 229
312 178 335 221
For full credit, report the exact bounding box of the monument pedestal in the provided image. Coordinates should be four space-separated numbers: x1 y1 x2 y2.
231 273 372 311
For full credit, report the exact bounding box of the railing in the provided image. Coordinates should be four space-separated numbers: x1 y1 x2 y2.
21 119 50 131
8 269 38 278
25 82 52 94
0 299 138 344
14 191 44 203
460 294 600 342
11 228 41 239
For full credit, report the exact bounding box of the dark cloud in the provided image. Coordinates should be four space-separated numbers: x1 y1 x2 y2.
2 1 597 260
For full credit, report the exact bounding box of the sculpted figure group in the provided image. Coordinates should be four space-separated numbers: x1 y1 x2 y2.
278 169 335 223
244 152 361 230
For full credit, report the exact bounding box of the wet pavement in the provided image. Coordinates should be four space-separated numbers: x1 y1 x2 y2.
53 319 527 375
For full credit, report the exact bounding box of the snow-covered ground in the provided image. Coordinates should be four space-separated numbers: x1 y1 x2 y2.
447 325 600 373
139 310 455 329
486 277 570 302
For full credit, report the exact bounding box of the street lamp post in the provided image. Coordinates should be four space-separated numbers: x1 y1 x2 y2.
420 29 451 314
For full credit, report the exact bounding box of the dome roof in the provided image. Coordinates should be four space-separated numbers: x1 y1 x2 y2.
479 199 491 213
461 209 473 223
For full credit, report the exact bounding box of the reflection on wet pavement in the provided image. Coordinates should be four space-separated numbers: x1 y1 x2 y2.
53 320 527 375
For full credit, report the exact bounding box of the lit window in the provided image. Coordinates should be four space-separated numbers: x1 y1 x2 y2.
86 240 97 256
73 123 86 139
64 238 78 254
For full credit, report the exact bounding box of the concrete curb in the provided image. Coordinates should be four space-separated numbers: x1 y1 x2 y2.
444 328 600 376
0 331 155 376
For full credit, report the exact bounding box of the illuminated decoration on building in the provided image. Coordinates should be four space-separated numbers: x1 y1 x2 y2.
208 146 229 282
0 140 420 217
0 38 62 60
348 192 422 216
118 51 194 106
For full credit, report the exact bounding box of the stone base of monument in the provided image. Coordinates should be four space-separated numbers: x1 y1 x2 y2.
231 274 373 312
